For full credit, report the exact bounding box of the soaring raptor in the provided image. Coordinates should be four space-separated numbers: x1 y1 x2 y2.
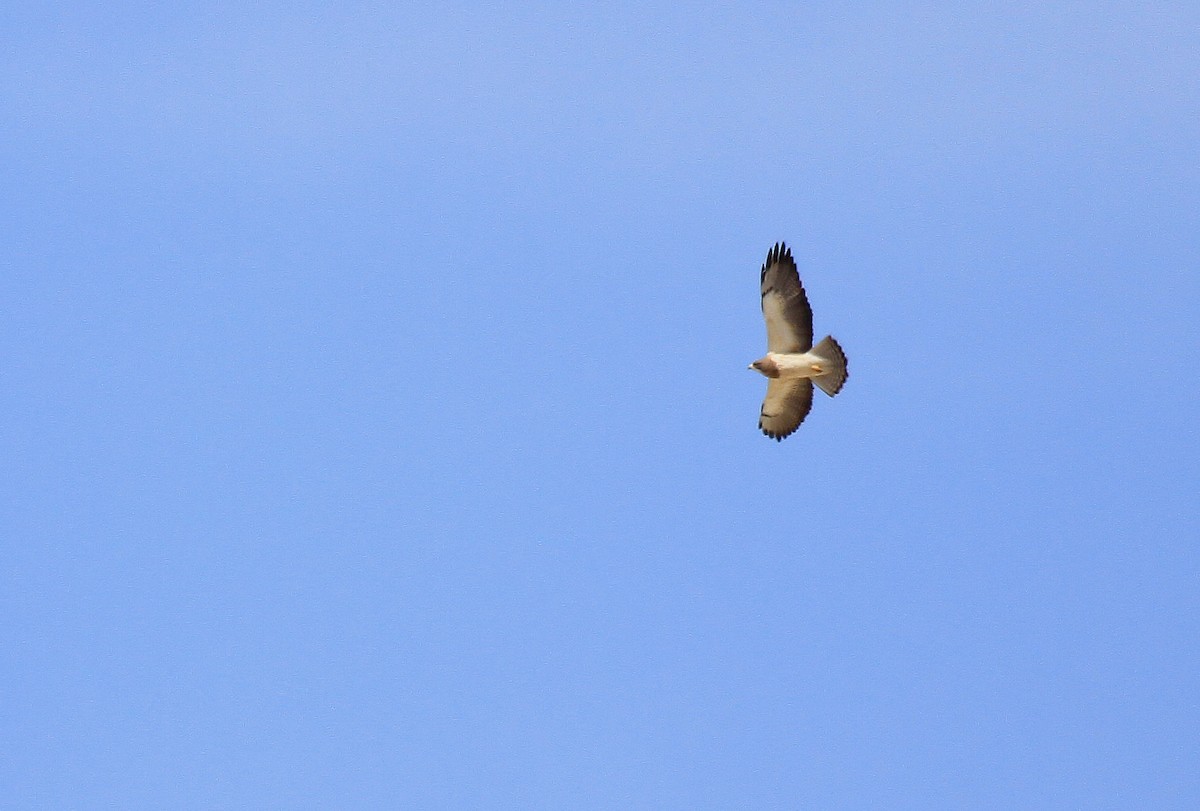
749 242 848 440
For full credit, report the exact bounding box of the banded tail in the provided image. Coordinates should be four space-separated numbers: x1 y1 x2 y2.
810 335 848 397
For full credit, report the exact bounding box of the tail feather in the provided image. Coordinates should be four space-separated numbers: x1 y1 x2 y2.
811 335 848 397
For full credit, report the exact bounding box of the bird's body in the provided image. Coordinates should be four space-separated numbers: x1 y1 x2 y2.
754 349 831 379
750 242 847 440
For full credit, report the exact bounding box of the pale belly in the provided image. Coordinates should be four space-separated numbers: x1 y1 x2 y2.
767 351 827 379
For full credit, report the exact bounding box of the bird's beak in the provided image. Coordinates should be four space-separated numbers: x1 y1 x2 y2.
747 364 755 371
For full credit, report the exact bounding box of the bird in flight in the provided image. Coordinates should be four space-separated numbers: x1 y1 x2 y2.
749 242 848 440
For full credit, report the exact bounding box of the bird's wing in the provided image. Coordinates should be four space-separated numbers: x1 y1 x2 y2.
760 242 813 353
759 378 813 441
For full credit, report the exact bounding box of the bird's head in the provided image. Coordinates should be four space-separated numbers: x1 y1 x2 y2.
748 357 780 378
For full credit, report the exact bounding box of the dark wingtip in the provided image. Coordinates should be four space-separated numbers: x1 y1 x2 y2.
762 241 794 278
767 241 792 265
759 426 793 442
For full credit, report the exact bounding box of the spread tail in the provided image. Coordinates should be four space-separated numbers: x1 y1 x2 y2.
811 335 848 397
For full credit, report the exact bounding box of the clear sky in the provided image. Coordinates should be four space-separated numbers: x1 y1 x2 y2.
3 3 1198 808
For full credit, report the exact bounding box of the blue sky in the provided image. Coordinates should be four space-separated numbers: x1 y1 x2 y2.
3 3 1198 807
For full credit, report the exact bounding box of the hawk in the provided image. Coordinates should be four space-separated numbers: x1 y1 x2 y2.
749 242 848 440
